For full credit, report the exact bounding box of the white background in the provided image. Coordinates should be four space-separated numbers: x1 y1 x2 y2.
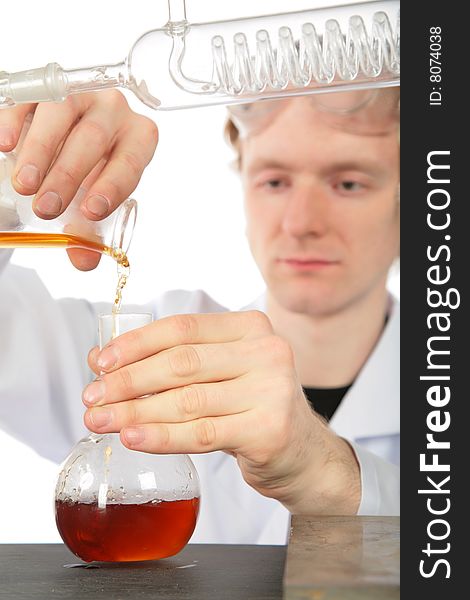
0 0 398 542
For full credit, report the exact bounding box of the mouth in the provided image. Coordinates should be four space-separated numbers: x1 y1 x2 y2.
277 257 339 271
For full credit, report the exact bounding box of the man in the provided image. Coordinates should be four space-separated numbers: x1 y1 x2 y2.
0 88 399 543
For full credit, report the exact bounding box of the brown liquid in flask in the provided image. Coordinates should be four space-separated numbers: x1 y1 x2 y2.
0 232 123 260
55 498 200 562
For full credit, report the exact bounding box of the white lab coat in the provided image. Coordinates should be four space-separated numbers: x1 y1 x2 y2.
0 249 399 544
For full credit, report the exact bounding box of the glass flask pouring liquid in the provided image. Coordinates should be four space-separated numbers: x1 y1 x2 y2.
55 313 201 563
0 151 136 263
0 0 399 111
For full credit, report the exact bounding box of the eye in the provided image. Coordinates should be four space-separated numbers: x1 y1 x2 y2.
338 180 363 192
265 178 285 189
333 178 369 195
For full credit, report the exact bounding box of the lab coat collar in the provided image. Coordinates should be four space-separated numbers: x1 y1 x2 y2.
242 293 400 441
330 297 400 440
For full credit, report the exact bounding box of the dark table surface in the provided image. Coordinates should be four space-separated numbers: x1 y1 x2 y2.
0 543 286 600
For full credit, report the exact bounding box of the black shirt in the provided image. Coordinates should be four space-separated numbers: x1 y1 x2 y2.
303 384 352 422
301 317 388 421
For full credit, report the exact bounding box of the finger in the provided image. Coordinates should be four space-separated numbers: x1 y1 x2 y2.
66 248 102 271
93 311 273 373
87 346 101 375
11 99 81 199
79 115 158 221
29 97 125 218
84 378 253 433
83 339 264 405
119 413 255 454
64 158 110 270
81 156 109 190
0 104 35 151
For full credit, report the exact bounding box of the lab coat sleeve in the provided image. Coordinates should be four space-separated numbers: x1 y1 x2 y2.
350 441 400 516
0 256 102 462
0 249 12 275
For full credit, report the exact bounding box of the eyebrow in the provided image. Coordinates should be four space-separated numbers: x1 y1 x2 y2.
245 159 288 177
322 160 389 179
245 157 389 179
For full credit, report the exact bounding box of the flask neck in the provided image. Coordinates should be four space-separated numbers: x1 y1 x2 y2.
0 62 128 108
65 62 128 96
167 0 187 24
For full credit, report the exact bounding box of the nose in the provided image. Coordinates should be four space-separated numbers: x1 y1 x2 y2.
281 184 329 238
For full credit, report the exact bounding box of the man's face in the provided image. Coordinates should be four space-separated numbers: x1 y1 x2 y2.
241 95 400 317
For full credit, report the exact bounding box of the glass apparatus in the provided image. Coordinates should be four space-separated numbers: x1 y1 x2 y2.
0 0 399 111
55 313 200 563
0 151 136 260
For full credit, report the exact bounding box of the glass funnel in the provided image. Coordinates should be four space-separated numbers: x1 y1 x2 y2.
0 151 137 260
0 0 400 111
55 313 201 563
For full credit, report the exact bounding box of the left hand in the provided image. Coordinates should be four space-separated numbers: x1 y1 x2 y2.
83 311 360 514
0 91 158 270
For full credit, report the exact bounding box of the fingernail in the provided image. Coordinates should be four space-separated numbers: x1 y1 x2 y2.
123 427 145 446
98 344 119 370
16 164 40 189
35 191 62 216
85 194 110 218
0 126 15 148
83 379 106 405
90 408 112 428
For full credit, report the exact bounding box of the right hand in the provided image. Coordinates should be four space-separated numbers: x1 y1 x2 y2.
0 91 158 270
83 311 361 516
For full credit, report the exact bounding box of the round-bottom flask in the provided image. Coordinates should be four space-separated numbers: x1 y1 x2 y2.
54 313 200 562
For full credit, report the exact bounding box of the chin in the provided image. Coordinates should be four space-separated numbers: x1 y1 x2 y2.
272 285 337 317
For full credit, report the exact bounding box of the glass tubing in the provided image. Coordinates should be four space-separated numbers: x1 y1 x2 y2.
0 0 399 111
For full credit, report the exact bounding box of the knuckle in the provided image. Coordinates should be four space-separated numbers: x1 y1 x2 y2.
168 345 202 378
103 89 128 111
87 345 98 364
170 314 199 344
125 399 140 425
115 367 135 397
176 385 206 419
157 424 171 450
267 335 294 364
138 116 159 150
146 119 159 147
116 150 143 179
87 347 100 373
123 328 145 354
28 135 59 159
0 104 32 127
62 95 83 116
245 310 273 334
53 161 82 187
77 119 109 151
193 418 216 448
36 98 75 126
99 177 121 199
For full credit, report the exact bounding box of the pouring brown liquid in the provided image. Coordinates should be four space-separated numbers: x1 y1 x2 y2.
4 231 199 562
0 231 130 316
